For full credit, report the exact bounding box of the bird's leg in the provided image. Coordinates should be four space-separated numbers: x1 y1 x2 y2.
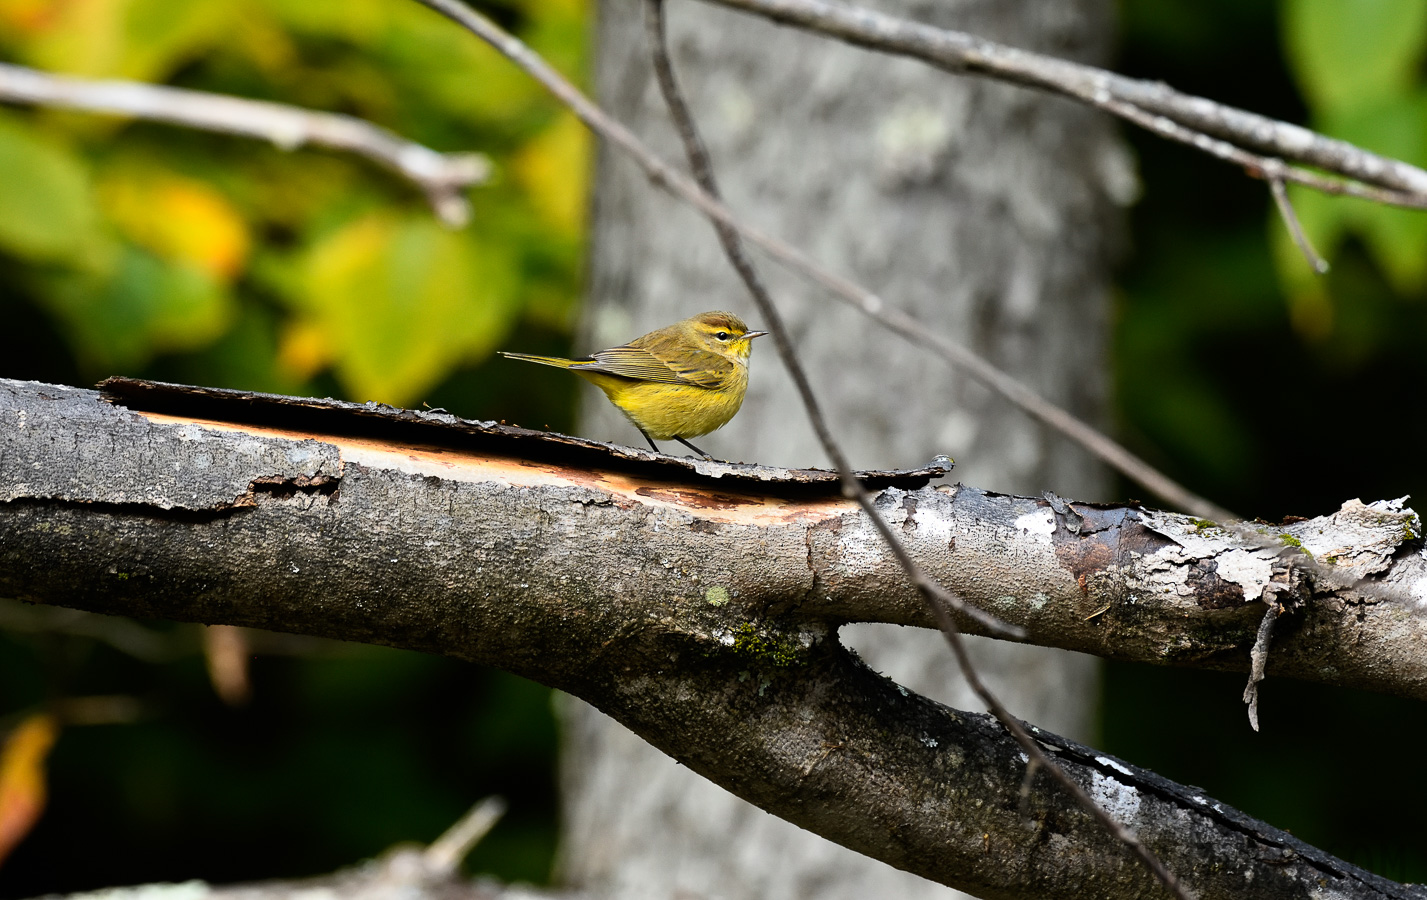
673 437 713 460
637 428 661 454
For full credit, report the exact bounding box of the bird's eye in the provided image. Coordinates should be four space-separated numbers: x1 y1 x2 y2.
715 331 730 341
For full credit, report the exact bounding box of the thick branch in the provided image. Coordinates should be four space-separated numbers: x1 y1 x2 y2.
0 63 490 226
3 377 1425 899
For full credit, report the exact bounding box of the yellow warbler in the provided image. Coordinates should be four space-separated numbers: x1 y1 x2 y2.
500 311 768 458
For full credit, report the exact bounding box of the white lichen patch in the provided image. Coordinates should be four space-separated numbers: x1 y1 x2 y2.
1283 498 1421 589
1138 511 1280 601
1140 512 1235 558
1013 508 1057 545
911 502 957 546
1412 576 1427 609
1214 549 1276 603
1089 771 1142 826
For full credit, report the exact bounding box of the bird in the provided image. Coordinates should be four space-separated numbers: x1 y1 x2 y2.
499 310 768 459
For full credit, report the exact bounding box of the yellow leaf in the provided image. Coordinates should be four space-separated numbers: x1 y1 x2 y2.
8 0 239 81
11 0 126 76
276 318 334 380
510 111 591 238
0 0 60 33
100 170 250 280
0 713 59 868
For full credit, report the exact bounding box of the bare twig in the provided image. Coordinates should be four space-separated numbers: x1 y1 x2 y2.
52 695 149 726
933 593 1190 899
644 3 1187 896
0 598 182 662
0 62 490 226
1269 172 1331 274
423 796 508 875
1105 96 1343 275
698 0 1427 204
202 624 252 707
1100 94 1427 210
404 0 1228 522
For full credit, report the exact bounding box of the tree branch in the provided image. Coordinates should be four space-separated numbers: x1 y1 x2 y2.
3 377 1425 899
0 62 490 226
697 0 1427 206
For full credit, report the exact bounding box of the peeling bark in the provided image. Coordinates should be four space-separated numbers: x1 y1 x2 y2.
3 377 1426 899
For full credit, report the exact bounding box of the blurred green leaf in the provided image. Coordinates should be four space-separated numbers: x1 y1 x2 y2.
374 7 544 130
1276 4 1427 324
0 112 102 263
1269 184 1343 337
1322 93 1427 292
37 245 234 370
281 211 521 404
253 0 390 44
1282 0 1427 112
511 110 591 238
121 0 239 81
8 0 234 79
519 0 589 85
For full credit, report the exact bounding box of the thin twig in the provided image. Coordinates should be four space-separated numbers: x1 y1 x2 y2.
0 62 490 227
642 0 1018 640
644 4 1189 897
1268 173 1331 274
405 0 1228 522
423 796 508 875
1114 96 1339 273
698 0 1427 203
1100 94 1427 210
934 601 1190 898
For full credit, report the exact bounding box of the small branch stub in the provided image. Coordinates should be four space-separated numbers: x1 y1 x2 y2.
1243 599 1283 732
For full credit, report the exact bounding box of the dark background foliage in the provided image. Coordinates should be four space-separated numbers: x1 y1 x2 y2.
1 0 1424 892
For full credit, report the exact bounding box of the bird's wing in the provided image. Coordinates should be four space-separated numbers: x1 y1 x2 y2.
576 345 734 388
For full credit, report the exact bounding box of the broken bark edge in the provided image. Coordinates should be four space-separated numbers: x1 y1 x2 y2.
96 376 952 496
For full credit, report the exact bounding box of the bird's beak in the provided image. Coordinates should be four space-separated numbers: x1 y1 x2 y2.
745 330 769 339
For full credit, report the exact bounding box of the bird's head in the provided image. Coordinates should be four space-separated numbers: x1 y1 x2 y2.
684 311 768 361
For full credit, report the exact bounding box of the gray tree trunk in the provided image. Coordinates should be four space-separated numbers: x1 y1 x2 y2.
561 1 1130 897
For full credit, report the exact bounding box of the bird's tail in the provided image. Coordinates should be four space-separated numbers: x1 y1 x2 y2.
498 351 585 370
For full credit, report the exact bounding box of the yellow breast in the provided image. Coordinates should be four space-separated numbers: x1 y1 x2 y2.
576 368 750 441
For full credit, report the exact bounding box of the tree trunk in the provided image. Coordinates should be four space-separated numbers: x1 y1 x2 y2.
561 1 1128 897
